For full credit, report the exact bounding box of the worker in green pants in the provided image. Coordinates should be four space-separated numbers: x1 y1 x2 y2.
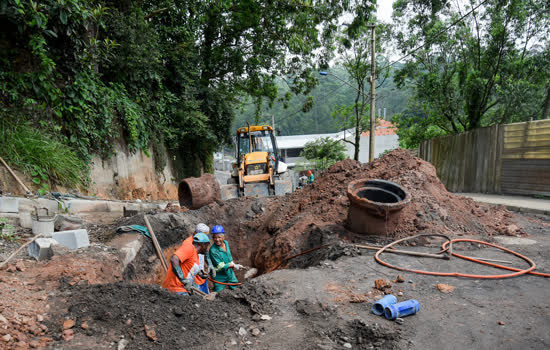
209 225 243 292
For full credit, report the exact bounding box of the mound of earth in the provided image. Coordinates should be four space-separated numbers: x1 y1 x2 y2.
46 281 276 349
251 149 517 272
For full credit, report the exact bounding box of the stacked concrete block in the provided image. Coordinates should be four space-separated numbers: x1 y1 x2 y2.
52 229 90 250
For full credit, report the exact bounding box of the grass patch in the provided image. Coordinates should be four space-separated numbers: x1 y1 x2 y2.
0 122 89 191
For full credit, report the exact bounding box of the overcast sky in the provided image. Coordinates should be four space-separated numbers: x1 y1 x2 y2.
376 0 395 23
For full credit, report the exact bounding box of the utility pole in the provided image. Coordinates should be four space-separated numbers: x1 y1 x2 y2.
271 115 275 133
369 25 376 162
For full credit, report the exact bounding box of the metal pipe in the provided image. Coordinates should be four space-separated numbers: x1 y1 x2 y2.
354 244 449 259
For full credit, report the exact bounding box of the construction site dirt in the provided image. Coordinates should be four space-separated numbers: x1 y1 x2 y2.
0 149 549 349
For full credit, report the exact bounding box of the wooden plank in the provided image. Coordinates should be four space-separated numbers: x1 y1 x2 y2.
498 188 550 196
500 175 550 183
495 124 503 193
502 150 550 159
504 128 550 138
504 125 550 134
144 215 169 273
504 140 550 149
501 183 550 191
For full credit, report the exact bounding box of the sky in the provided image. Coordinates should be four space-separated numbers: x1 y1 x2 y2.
376 0 395 23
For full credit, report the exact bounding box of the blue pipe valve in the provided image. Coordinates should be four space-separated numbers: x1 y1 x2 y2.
384 299 421 320
371 294 397 315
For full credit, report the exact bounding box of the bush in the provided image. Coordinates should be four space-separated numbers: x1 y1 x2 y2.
0 123 88 192
300 137 348 170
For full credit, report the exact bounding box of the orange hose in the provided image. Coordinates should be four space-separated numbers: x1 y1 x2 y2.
375 236 538 279
208 276 242 286
442 239 550 278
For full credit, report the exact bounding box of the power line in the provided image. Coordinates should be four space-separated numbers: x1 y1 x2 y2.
272 79 351 125
379 0 491 72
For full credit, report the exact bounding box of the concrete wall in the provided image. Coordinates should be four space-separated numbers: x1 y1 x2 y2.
90 142 178 200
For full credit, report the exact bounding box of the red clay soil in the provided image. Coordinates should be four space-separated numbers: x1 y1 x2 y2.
251 149 518 272
0 247 122 350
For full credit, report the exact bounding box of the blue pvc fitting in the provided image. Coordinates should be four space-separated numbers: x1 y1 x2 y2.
384 299 420 320
371 294 397 315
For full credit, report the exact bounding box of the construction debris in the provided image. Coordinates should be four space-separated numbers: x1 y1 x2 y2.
436 284 456 294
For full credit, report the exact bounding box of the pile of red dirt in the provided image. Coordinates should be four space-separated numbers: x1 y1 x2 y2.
251 149 518 272
0 246 122 349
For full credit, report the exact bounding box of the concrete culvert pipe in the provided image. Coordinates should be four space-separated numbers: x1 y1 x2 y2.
178 173 222 210
347 179 411 235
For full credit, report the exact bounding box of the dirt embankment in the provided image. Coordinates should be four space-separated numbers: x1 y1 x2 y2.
250 149 517 272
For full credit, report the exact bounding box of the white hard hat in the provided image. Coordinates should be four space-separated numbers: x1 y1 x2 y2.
195 223 210 234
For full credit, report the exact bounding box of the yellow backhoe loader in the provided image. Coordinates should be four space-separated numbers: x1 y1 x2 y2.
177 124 292 209
220 124 292 199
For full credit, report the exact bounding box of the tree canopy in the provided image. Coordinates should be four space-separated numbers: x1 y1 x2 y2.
0 0 378 184
300 137 348 170
391 0 550 148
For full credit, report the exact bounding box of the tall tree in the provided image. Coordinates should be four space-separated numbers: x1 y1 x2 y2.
330 23 390 161
392 0 550 140
143 0 377 171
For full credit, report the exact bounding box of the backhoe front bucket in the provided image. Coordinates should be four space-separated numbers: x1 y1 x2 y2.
220 184 239 200
244 182 271 197
274 179 293 196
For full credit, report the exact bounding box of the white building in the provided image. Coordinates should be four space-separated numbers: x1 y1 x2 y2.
277 119 399 167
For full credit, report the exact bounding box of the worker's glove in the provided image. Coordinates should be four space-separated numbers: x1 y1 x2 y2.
182 279 193 293
234 264 244 271
206 255 216 278
198 270 208 279
208 264 216 278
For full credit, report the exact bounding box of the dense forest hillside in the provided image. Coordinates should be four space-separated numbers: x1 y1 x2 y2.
232 65 411 136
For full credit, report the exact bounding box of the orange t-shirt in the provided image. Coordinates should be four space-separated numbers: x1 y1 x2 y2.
162 237 200 292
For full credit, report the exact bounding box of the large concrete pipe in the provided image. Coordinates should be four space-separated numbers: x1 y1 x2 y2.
347 179 411 235
178 173 221 209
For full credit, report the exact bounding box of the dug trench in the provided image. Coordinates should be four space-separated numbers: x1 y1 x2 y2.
22 149 548 349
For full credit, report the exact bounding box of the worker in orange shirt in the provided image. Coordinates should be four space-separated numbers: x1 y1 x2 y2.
162 232 210 295
194 223 212 294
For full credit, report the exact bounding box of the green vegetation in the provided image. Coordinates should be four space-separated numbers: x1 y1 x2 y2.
1 0 376 186
233 65 411 136
391 0 550 147
0 123 88 192
2 0 546 186
300 137 348 170
0 217 18 241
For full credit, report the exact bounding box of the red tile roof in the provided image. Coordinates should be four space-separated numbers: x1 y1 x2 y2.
361 119 397 137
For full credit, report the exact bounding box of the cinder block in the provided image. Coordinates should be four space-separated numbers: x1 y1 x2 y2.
0 197 19 213
28 238 57 260
52 229 90 250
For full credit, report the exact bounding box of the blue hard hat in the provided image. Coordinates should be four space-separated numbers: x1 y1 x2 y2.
193 232 210 243
211 225 225 234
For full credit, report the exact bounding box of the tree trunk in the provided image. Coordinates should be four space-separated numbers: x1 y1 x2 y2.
353 90 361 161
541 85 550 120
354 116 360 161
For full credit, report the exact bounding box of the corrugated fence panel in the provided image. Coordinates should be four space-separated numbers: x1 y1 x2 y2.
501 120 550 196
